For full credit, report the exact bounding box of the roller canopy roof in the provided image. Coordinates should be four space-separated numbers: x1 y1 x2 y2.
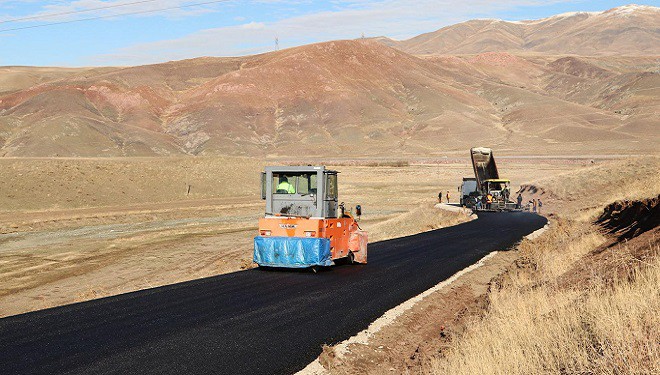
264 166 338 174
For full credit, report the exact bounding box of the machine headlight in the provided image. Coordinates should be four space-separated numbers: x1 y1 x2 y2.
304 231 316 237
260 230 272 236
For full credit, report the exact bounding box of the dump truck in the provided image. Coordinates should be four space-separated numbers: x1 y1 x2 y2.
469 147 516 211
253 166 368 270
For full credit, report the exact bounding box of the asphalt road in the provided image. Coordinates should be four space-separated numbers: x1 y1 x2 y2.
0 212 546 375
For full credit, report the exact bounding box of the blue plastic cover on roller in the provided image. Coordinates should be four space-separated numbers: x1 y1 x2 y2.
253 236 333 268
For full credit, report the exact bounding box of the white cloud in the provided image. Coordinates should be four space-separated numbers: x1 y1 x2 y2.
241 21 266 29
88 0 581 65
0 0 224 23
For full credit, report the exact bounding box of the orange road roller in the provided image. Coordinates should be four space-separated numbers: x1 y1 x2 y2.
254 166 368 269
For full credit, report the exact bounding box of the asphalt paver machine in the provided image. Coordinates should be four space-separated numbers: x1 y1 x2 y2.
254 166 368 270
470 147 516 211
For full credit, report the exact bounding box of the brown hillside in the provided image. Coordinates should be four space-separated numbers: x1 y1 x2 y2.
0 40 506 157
0 66 112 95
167 40 497 155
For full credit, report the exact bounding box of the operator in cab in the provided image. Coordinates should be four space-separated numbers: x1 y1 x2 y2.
277 176 296 194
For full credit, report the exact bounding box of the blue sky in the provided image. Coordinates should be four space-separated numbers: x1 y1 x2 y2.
0 0 657 66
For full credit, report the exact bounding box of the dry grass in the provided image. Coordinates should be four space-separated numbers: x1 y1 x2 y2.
514 220 606 283
430 222 659 375
0 156 263 212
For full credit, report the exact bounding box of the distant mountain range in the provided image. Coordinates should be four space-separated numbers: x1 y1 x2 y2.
0 4 658 157
379 4 660 55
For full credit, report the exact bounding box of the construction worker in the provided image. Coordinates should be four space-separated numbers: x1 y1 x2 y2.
277 176 296 194
438 191 442 204
517 193 523 209
446 191 450 204
532 198 537 213
538 199 543 214
355 204 362 221
486 193 493 210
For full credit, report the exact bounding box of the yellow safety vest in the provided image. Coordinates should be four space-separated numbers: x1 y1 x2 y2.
277 181 295 193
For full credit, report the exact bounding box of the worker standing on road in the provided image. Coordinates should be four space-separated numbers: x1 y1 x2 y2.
446 191 450 204
538 199 543 214
532 198 537 213
486 193 493 210
438 192 442 203
277 176 296 194
517 193 523 209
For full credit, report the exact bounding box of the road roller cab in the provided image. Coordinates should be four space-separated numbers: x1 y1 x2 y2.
254 166 368 269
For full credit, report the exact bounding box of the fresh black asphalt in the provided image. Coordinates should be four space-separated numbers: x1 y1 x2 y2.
0 212 546 375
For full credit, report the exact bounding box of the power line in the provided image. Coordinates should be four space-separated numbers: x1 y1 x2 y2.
0 0 230 33
0 0 162 25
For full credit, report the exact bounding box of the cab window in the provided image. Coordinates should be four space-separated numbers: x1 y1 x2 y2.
272 173 319 195
297 173 318 195
273 174 296 194
326 174 337 199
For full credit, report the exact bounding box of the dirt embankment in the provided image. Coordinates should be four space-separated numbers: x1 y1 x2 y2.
554 195 660 290
428 214 658 375
596 195 659 240
517 157 660 219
